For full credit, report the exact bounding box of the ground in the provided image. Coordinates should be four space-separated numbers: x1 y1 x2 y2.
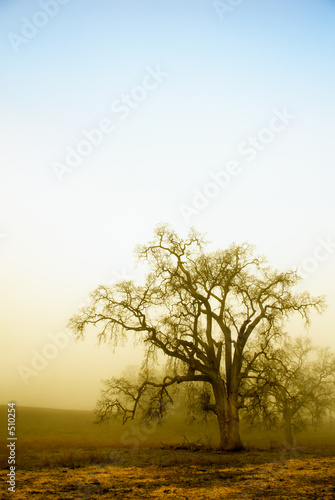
1 446 335 499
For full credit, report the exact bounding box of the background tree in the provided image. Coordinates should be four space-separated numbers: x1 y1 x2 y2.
242 336 335 446
68 224 325 451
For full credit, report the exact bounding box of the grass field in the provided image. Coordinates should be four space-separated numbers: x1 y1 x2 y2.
0 405 334 499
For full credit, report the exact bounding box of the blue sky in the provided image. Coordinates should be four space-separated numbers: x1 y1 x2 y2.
1 0 335 409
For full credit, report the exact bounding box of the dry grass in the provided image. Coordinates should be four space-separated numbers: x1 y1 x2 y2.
1 447 335 499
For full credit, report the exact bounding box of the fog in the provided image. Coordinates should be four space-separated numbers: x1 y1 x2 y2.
1 0 335 413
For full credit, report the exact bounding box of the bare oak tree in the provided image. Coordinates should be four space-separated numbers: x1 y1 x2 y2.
68 224 325 450
243 336 335 446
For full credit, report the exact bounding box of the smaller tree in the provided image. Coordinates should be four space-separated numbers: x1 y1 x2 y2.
243 336 335 445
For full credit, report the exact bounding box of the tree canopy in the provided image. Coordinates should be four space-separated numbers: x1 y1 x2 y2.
68 224 326 450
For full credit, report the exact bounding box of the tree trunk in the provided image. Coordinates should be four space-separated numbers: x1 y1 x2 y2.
283 409 294 446
213 381 244 451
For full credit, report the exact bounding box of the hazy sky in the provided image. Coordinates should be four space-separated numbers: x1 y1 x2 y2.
1 0 335 410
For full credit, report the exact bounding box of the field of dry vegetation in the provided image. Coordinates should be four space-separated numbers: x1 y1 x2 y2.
0 406 334 499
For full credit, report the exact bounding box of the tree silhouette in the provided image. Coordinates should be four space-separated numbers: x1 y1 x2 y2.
68 224 325 450
243 336 335 445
